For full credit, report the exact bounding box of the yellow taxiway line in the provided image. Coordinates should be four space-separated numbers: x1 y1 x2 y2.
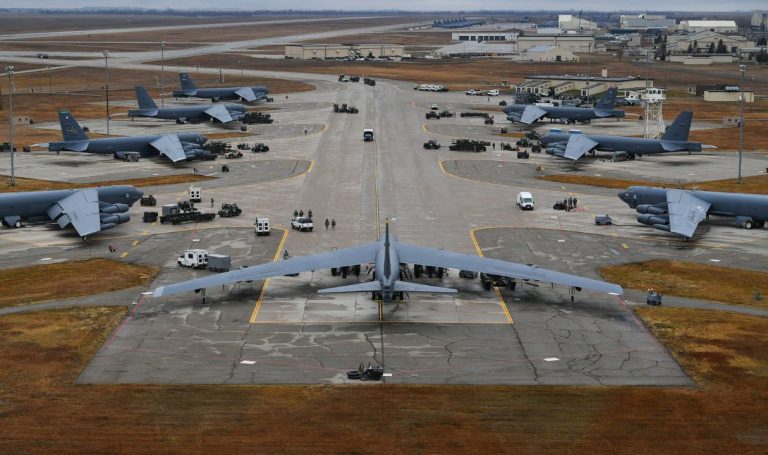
249 228 289 323
469 228 514 324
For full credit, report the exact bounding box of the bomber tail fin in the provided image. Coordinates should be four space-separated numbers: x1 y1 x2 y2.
58 111 88 141
661 111 693 142
594 87 618 110
135 86 158 110
179 72 196 91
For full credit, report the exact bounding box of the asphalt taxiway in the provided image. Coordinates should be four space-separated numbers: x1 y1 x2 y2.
3 68 766 385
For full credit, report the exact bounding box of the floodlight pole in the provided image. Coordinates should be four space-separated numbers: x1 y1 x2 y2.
103 50 110 135
586 43 591 99
160 41 166 108
6 65 15 186
738 64 746 184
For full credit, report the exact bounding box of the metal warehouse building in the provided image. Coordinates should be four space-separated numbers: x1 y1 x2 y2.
285 44 405 60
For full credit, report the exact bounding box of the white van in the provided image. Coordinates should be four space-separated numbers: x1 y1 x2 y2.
516 192 534 210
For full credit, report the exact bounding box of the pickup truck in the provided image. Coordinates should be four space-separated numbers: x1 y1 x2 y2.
291 216 314 232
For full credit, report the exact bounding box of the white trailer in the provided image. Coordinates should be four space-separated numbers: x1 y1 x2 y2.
189 186 202 203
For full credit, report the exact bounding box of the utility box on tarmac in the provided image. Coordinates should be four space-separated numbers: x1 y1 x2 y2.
254 217 271 236
207 254 231 272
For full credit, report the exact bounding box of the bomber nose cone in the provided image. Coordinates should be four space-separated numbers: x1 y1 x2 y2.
135 188 144 199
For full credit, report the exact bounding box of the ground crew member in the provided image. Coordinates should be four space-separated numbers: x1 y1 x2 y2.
308 209 313 219
573 197 578 208
210 197 215 208
492 142 496 150
299 209 304 217
283 250 289 260
325 218 330 230
304 128 308 136
293 209 299 218
331 219 336 230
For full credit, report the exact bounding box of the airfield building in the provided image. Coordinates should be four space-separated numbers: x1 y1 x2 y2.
678 20 738 34
517 74 652 96
517 33 595 53
521 45 578 62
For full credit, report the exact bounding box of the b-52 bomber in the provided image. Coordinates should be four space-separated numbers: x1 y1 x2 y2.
619 186 768 239
0 185 142 240
153 223 622 304
172 72 269 103
129 86 246 124
504 88 624 125
542 111 714 161
46 111 214 163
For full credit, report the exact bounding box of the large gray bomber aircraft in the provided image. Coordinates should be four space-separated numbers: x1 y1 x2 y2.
542 111 715 161
172 72 269 102
153 223 623 303
504 88 624 125
0 185 142 239
46 111 214 163
129 86 246 124
620 186 768 239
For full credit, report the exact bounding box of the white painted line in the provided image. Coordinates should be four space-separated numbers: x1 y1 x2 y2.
709 259 721 262
544 357 560 362
557 239 565 243
240 360 256 365
383 373 393 377
39 257 52 261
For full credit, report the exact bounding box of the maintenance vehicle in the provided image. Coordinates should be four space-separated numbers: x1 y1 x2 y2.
252 143 269 153
423 140 441 150
430 104 439 110
225 150 243 159
595 214 613 226
254 217 271 236
647 289 662 306
425 111 440 120
516 192 535 210
363 129 374 142
439 110 454 118
218 203 242 217
140 195 157 206
363 77 376 86
203 141 228 154
142 211 158 223
178 249 209 269
291 216 314 232
160 202 216 225
242 112 273 124
449 139 488 152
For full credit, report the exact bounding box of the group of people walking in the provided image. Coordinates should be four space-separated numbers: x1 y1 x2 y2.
293 208 335 230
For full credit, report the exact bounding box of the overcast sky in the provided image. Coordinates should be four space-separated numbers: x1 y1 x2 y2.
11 1 767 11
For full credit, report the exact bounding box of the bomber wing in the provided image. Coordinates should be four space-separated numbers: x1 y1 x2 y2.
204 104 234 123
666 189 711 238
150 134 188 163
234 87 257 102
46 188 101 238
520 105 548 124
564 134 600 160
395 243 622 295
153 243 380 297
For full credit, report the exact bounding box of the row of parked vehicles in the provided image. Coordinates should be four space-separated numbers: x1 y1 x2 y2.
465 89 500 96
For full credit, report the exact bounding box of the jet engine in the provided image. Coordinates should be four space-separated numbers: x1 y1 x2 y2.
100 212 130 230
636 204 667 215
99 202 130 214
637 214 669 226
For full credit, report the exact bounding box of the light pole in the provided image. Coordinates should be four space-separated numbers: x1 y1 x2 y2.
103 50 110 135
586 43 591 99
738 64 746 184
160 41 166 107
6 65 15 186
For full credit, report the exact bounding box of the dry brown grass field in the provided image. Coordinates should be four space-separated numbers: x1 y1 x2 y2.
600 260 768 308
0 174 215 193
0 305 766 453
0 258 157 308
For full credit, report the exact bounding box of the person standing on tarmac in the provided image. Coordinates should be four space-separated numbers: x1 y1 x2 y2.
293 209 299 218
308 209 313 219
325 218 330 230
283 250 290 260
331 219 336 230
210 197 214 208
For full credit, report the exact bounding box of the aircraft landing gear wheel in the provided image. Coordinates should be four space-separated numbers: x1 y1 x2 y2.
744 220 754 229
14 220 22 228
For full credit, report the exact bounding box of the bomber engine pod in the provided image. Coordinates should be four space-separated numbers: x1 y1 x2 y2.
636 204 667 215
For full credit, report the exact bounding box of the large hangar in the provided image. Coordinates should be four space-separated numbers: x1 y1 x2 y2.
285 43 405 60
